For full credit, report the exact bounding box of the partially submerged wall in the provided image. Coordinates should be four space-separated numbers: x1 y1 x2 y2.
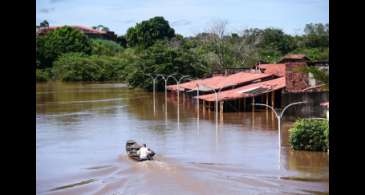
281 91 329 120
285 62 310 92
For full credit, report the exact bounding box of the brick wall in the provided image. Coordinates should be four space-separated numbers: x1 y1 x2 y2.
285 62 310 92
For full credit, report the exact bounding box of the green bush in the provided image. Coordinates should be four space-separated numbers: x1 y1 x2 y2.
90 39 124 56
289 118 329 151
36 26 92 68
52 52 127 81
36 68 51 82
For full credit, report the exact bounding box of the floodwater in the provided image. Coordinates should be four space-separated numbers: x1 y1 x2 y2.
36 82 328 195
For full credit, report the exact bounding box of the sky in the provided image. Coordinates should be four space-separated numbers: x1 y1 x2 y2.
36 0 329 36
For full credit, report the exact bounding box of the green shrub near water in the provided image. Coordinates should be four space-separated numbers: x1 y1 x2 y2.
52 52 128 81
36 68 51 82
289 118 329 151
36 26 92 68
90 39 124 56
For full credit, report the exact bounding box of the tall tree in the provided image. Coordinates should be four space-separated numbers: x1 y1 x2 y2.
303 23 329 48
125 16 175 48
258 28 296 54
92 25 110 31
206 19 229 69
116 35 127 47
36 26 91 68
40 20 49 28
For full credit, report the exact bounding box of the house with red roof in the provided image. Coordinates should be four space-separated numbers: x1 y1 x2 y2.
36 25 117 41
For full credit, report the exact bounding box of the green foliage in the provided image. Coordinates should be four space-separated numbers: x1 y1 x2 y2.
303 23 329 48
295 66 329 90
125 40 207 90
291 47 329 61
116 35 127 47
52 53 127 81
125 16 175 48
92 24 109 31
324 123 329 149
289 119 329 151
258 48 281 63
258 28 297 54
90 39 124 56
40 20 49 27
37 26 91 68
35 17 329 86
36 68 51 82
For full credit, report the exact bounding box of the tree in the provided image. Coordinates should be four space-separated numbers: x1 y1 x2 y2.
227 28 264 67
92 25 110 31
116 35 127 47
40 20 49 28
291 47 329 61
206 19 229 69
303 23 329 48
90 39 124 56
125 16 175 48
36 26 92 68
125 40 206 90
258 28 296 54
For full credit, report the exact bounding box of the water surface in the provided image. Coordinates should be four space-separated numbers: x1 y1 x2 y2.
36 81 328 195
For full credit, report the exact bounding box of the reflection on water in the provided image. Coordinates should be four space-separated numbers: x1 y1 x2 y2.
37 81 328 195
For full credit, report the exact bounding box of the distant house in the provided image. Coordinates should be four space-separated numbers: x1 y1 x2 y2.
36 25 117 41
278 54 311 64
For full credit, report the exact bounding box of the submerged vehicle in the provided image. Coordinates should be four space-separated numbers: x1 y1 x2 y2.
125 140 155 161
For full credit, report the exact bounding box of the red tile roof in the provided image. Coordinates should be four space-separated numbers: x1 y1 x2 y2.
196 77 286 102
278 54 311 63
258 64 286 77
281 54 307 60
167 72 273 91
39 25 107 34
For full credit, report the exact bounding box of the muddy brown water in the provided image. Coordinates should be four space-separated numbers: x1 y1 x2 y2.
36 81 328 195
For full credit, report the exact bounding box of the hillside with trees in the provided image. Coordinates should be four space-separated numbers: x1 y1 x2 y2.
36 17 329 90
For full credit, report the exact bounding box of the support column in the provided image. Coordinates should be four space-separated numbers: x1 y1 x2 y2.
266 93 269 109
220 101 224 123
238 99 241 111
271 91 275 128
252 96 255 112
220 101 224 114
243 98 246 111
203 100 206 116
183 92 185 106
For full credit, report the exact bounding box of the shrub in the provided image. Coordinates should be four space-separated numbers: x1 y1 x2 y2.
289 118 329 151
52 52 127 81
90 39 124 56
36 68 51 82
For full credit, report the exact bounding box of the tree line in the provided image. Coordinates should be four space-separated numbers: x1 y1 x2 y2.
36 17 329 90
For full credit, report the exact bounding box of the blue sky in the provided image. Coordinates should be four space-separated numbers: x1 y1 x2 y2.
36 0 329 36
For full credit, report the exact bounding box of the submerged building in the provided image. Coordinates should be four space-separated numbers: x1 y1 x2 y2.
167 54 328 117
